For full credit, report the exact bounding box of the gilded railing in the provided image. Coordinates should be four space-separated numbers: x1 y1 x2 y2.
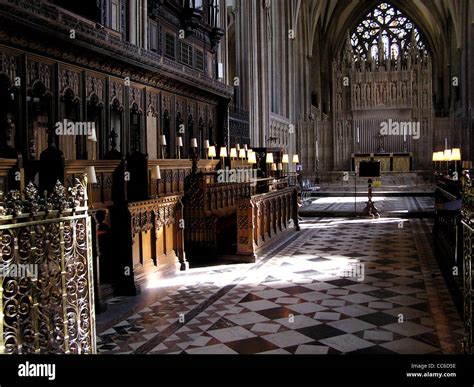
461 170 474 353
0 179 96 354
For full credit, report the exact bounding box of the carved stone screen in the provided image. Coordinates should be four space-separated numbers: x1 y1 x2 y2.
332 2 433 171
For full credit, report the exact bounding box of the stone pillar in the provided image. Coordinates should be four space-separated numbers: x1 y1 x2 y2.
142 0 148 49
128 0 137 45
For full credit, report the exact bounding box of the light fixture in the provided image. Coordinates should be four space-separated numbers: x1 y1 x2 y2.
151 165 161 180
277 163 283 171
160 135 167 159
84 166 97 184
236 144 240 151
266 153 274 164
272 163 277 171
191 138 198 148
282 154 289 164
220 147 228 158
230 148 237 159
208 145 216 159
293 155 300 164
443 149 452 162
451 148 461 161
247 151 257 164
204 140 210 149
176 136 183 159
239 149 246 166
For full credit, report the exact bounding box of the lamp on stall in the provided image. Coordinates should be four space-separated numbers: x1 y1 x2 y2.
443 149 452 176
293 154 300 173
176 136 183 159
208 145 216 160
451 148 461 175
191 138 198 149
277 163 283 171
247 150 257 165
432 151 443 172
462 161 473 171
266 152 274 164
230 147 237 160
236 144 240 151
220 146 228 166
159 135 167 159
204 140 210 159
84 166 97 205
84 166 97 184
272 163 277 172
239 148 246 166
266 153 274 177
282 154 289 175
151 165 161 180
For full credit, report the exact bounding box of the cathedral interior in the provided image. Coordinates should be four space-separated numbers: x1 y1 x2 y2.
0 0 473 373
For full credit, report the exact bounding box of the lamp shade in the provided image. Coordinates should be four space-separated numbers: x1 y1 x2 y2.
177 136 183 147
230 148 237 158
239 149 246 159
272 163 277 171
277 163 283 171
159 135 167 146
151 165 161 180
266 153 274 164
247 151 257 164
220 147 228 158
293 155 300 163
204 140 210 149
443 149 452 161
282 154 289 164
236 144 240 151
84 166 97 184
208 146 216 158
433 152 443 162
451 148 461 161
191 138 198 148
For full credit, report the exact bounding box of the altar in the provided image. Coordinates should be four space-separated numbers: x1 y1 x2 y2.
352 153 413 172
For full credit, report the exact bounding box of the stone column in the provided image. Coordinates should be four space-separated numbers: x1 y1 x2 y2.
142 0 148 49
128 0 137 45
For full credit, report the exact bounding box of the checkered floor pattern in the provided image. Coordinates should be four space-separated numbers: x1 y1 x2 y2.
299 196 434 214
97 217 463 355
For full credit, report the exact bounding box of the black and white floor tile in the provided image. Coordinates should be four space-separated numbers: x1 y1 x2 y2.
97 217 463 355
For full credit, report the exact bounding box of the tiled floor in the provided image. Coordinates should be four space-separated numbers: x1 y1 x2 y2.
97 217 464 355
299 196 434 214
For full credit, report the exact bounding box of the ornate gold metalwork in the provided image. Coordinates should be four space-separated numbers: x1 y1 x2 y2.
0 178 96 354
461 170 473 353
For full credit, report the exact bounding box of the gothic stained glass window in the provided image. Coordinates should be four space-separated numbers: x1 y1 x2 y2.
351 3 427 60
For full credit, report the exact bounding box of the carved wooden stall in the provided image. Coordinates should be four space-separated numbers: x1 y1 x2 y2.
433 175 464 313
237 187 300 261
64 159 124 310
183 170 252 262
